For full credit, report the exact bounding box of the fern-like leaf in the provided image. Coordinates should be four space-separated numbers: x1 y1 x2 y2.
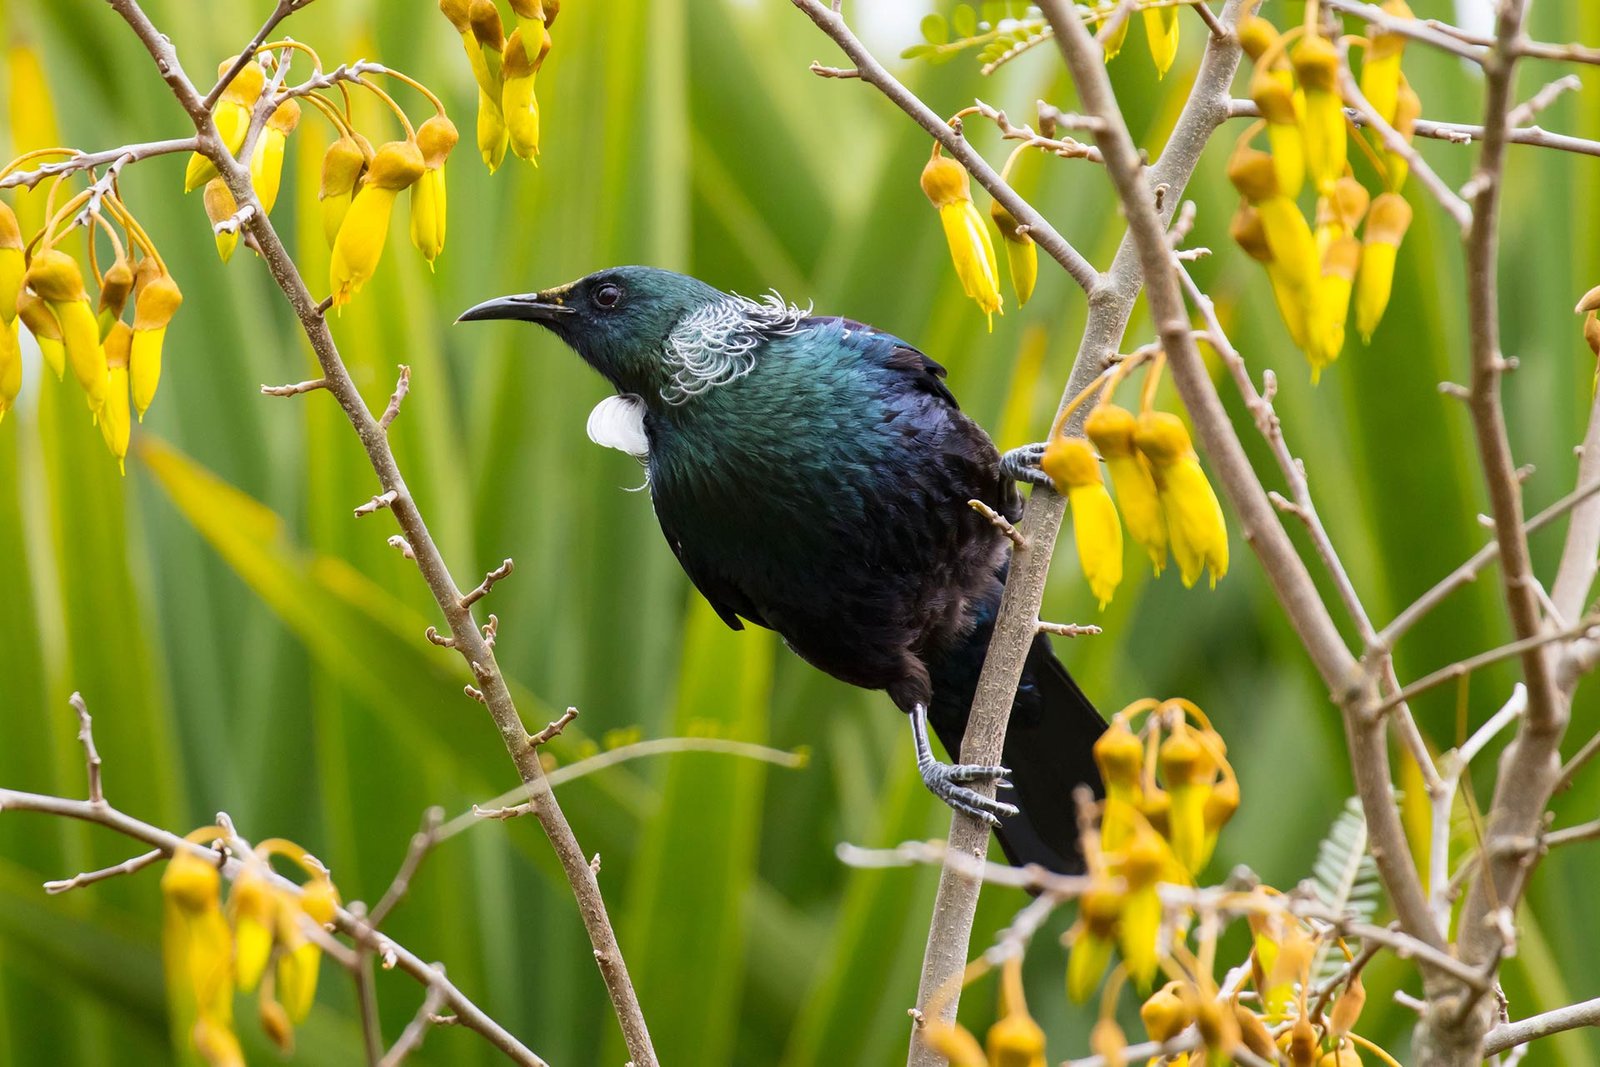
1308 797 1384 982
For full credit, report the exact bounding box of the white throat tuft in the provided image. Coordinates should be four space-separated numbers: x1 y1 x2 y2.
586 394 650 457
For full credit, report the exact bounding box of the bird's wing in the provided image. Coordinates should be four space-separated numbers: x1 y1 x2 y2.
651 505 767 632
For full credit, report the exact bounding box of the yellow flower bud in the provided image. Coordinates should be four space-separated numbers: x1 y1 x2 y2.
97 256 135 319
249 98 301 216
1292 35 1346 194
1043 436 1122 608
1066 881 1122 1002
319 134 369 248
0 201 24 324
410 114 458 266
502 27 549 161
923 1018 988 1067
989 200 1037 307
1097 6 1130 62
204 178 241 262
1354 192 1412 342
1359 1 1412 126
185 58 266 192
228 867 278 992
985 955 1046 1067
1283 1014 1318 1067
1135 413 1227 589
275 901 323 1025
330 141 426 307
130 268 182 420
1318 1042 1363 1067
260 995 295 1054
1237 16 1279 64
17 290 66 380
1143 5 1179 78
1087 404 1167 574
1250 68 1305 199
162 844 237 1043
192 1016 246 1067
1160 725 1213 874
507 0 551 57
27 250 106 412
0 320 20 424
1089 1019 1127 1067
1387 75 1422 191
1140 981 1194 1043
1195 997 1239 1058
1233 1001 1276 1061
922 152 1003 326
478 87 511 173
100 322 132 472
1329 974 1367 1038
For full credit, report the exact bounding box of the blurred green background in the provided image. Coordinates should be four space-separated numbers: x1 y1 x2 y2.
2 1 1599 1063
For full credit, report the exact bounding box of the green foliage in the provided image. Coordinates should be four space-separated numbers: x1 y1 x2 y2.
1 1 1599 1065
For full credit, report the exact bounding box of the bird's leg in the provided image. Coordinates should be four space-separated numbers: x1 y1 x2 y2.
911 702 1018 825
1000 442 1053 489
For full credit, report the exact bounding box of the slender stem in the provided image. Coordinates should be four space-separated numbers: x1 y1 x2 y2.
1483 995 1600 1056
101 2 657 1061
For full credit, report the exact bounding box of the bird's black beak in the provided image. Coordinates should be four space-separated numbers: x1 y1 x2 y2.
456 292 576 325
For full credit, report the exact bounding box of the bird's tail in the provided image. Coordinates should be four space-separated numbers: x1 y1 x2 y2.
928 633 1106 874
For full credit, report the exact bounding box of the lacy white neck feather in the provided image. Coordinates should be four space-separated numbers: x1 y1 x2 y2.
659 291 810 405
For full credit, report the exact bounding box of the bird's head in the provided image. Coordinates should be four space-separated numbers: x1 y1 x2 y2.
458 266 733 400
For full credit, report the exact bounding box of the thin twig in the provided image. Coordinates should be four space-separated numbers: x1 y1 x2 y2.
43 848 163 894
530 707 579 747
460 559 514 610
68 693 104 805
969 499 1027 549
1374 620 1600 717
368 807 444 929
378 365 411 432
378 981 448 1067
261 378 329 397
1483 995 1600 1056
0 139 197 191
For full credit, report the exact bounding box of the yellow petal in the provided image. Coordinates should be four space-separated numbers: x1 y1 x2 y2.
477 87 510 173
249 128 287 215
330 186 400 307
1143 5 1179 78
409 168 448 266
1068 482 1123 609
938 201 1003 322
0 321 21 422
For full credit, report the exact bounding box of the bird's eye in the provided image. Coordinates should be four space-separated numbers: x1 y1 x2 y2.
594 283 622 309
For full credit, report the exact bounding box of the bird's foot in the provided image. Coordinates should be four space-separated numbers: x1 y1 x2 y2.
1001 442 1054 489
919 758 1018 826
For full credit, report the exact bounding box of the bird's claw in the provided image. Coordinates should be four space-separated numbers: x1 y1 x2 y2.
1001 442 1054 489
920 759 1019 825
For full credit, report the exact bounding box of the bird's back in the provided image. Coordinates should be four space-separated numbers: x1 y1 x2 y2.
645 317 1017 695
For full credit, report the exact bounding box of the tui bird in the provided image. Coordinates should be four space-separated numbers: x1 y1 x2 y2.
460 267 1106 872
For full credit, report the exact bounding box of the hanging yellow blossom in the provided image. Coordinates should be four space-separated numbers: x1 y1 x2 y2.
203 178 241 262
100 322 132 471
1134 412 1227 589
0 200 23 324
1097 4 1130 62
227 866 278 992
1387 75 1422 191
410 113 459 266
1249 67 1304 200
25 249 106 412
185 58 266 193
330 139 426 307
1140 981 1196 1044
318 133 369 248
1093 717 1145 852
16 290 65 379
469 0 511 171
0 316 18 424
1066 876 1123 1002
1086 403 1167 574
1143 5 1180 78
1291 34 1346 194
986 955 1047 1067
920 148 1003 327
162 836 241 1067
1229 147 1320 353
250 98 302 216
502 26 549 162
1354 191 1412 342
1042 435 1122 609
989 199 1037 307
1360 0 1413 126
130 263 183 420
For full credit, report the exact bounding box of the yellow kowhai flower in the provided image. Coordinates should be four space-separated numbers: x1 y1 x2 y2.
130 262 182 420
1231 204 1307 350
410 113 459 267
1143 4 1179 79
25 249 106 413
1237 15 1280 65
227 865 278 993
1291 34 1346 195
1229 148 1320 353
470 0 511 171
185 58 266 193
16 290 66 380
250 98 302 216
1330 974 1368 1039
161 835 240 1067
507 0 554 49
0 318 19 424
100 322 132 472
1354 191 1412 342
259 996 295 1054
1310 234 1360 380
986 955 1047 1067
921 149 1003 327
502 25 550 162
989 199 1037 307
1093 717 1144 852
1318 1042 1364 1067
1096 3 1130 61
0 200 23 325
1114 820 1170 988
1249 67 1304 201
1284 1014 1318 1067
1042 435 1122 609
318 133 369 249
330 139 426 307
1314 177 1371 258
1387 75 1422 191
1140 981 1195 1044
1158 722 1216 875
1234 1000 1277 1062
1066 876 1123 1002
1086 403 1167 574
1359 0 1413 126
203 178 241 262
1134 412 1227 589
277 875 339 1024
